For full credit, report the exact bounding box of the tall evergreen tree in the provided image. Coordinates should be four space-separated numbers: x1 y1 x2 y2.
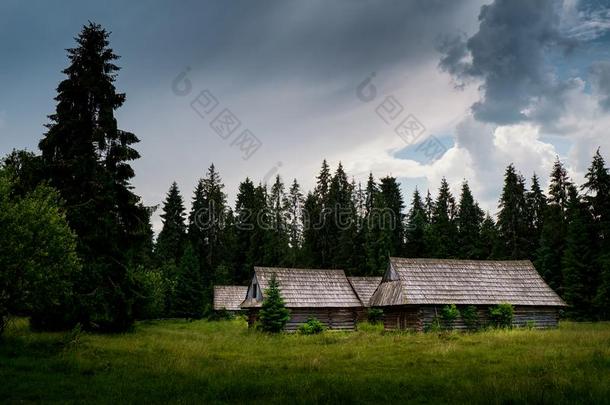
258 274 290 333
581 149 610 319
426 178 457 258
405 188 428 258
562 185 595 319
496 164 529 259
456 181 484 259
38 23 149 331
327 163 358 271
537 159 572 292
284 179 304 266
156 182 187 264
173 242 204 319
479 213 498 259
526 174 547 257
266 175 289 265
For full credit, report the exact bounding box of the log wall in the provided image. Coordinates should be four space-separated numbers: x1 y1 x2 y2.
380 305 560 331
247 307 360 332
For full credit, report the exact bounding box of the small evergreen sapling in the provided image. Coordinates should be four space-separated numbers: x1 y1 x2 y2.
258 274 290 333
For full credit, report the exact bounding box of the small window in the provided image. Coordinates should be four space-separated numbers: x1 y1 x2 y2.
252 283 257 299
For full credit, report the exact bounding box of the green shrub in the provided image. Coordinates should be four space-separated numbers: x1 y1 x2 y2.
489 303 514 328
258 274 290 333
461 305 480 331
525 320 536 330
133 267 168 320
440 304 460 330
425 316 442 333
298 317 326 335
367 308 383 324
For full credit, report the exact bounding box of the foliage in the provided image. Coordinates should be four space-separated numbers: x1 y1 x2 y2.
133 267 168 320
489 303 514 328
298 317 326 335
461 305 480 331
258 274 290 333
37 22 151 332
173 243 204 319
440 304 461 330
0 170 81 335
367 308 384 324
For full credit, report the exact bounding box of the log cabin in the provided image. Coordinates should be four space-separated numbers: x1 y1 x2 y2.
347 276 382 321
369 257 566 331
213 285 248 313
240 267 366 331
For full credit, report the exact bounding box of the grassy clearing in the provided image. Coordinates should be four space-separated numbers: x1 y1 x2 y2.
1 318 609 404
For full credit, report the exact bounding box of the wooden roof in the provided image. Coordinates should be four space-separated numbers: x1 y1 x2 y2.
241 267 362 308
348 277 382 306
213 285 248 311
369 257 566 307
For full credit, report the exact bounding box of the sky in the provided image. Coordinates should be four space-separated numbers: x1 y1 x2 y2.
1 0 610 233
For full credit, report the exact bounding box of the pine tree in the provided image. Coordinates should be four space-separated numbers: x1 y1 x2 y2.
266 175 289 265
479 213 498 259
456 181 484 259
581 149 610 319
284 179 304 266
562 185 595 319
173 243 204 319
156 182 187 264
258 274 290 332
426 178 457 258
496 164 529 259
537 159 572 292
327 163 358 271
38 23 149 331
405 188 428 257
526 174 547 258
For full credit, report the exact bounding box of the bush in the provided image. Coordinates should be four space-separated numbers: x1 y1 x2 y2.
133 267 168 320
298 317 326 335
489 303 514 328
440 304 460 330
461 305 480 331
367 308 383 324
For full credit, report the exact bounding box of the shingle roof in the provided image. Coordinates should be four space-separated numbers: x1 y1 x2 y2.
213 286 248 311
348 277 382 306
241 267 362 308
369 257 566 307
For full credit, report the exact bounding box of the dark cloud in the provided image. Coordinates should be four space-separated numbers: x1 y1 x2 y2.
591 61 610 110
438 0 577 125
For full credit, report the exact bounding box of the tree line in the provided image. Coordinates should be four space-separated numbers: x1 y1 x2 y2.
1 23 609 336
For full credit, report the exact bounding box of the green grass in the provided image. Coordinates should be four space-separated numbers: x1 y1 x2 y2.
1 319 609 404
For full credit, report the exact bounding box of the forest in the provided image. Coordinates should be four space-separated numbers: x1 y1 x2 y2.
1 22 610 338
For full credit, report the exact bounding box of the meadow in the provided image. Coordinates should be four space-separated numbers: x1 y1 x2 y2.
1 318 609 404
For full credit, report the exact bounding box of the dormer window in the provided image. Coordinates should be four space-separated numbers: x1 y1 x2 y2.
252 283 257 299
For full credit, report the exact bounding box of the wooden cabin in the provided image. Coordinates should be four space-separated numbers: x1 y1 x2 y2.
369 257 566 331
240 267 364 331
213 285 248 313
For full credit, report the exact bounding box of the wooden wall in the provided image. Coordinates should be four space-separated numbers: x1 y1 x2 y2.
379 305 560 331
247 307 360 332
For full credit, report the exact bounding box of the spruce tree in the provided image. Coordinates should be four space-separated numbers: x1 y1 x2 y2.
156 182 187 264
258 274 290 333
456 181 484 259
562 185 595 319
480 213 498 259
38 22 149 331
426 178 457 258
327 163 357 271
526 174 547 258
284 179 304 266
266 175 289 265
537 159 572 292
496 164 529 259
173 243 204 319
405 188 428 258
581 149 610 319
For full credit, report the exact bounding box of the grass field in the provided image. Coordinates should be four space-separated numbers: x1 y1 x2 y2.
1 318 609 404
